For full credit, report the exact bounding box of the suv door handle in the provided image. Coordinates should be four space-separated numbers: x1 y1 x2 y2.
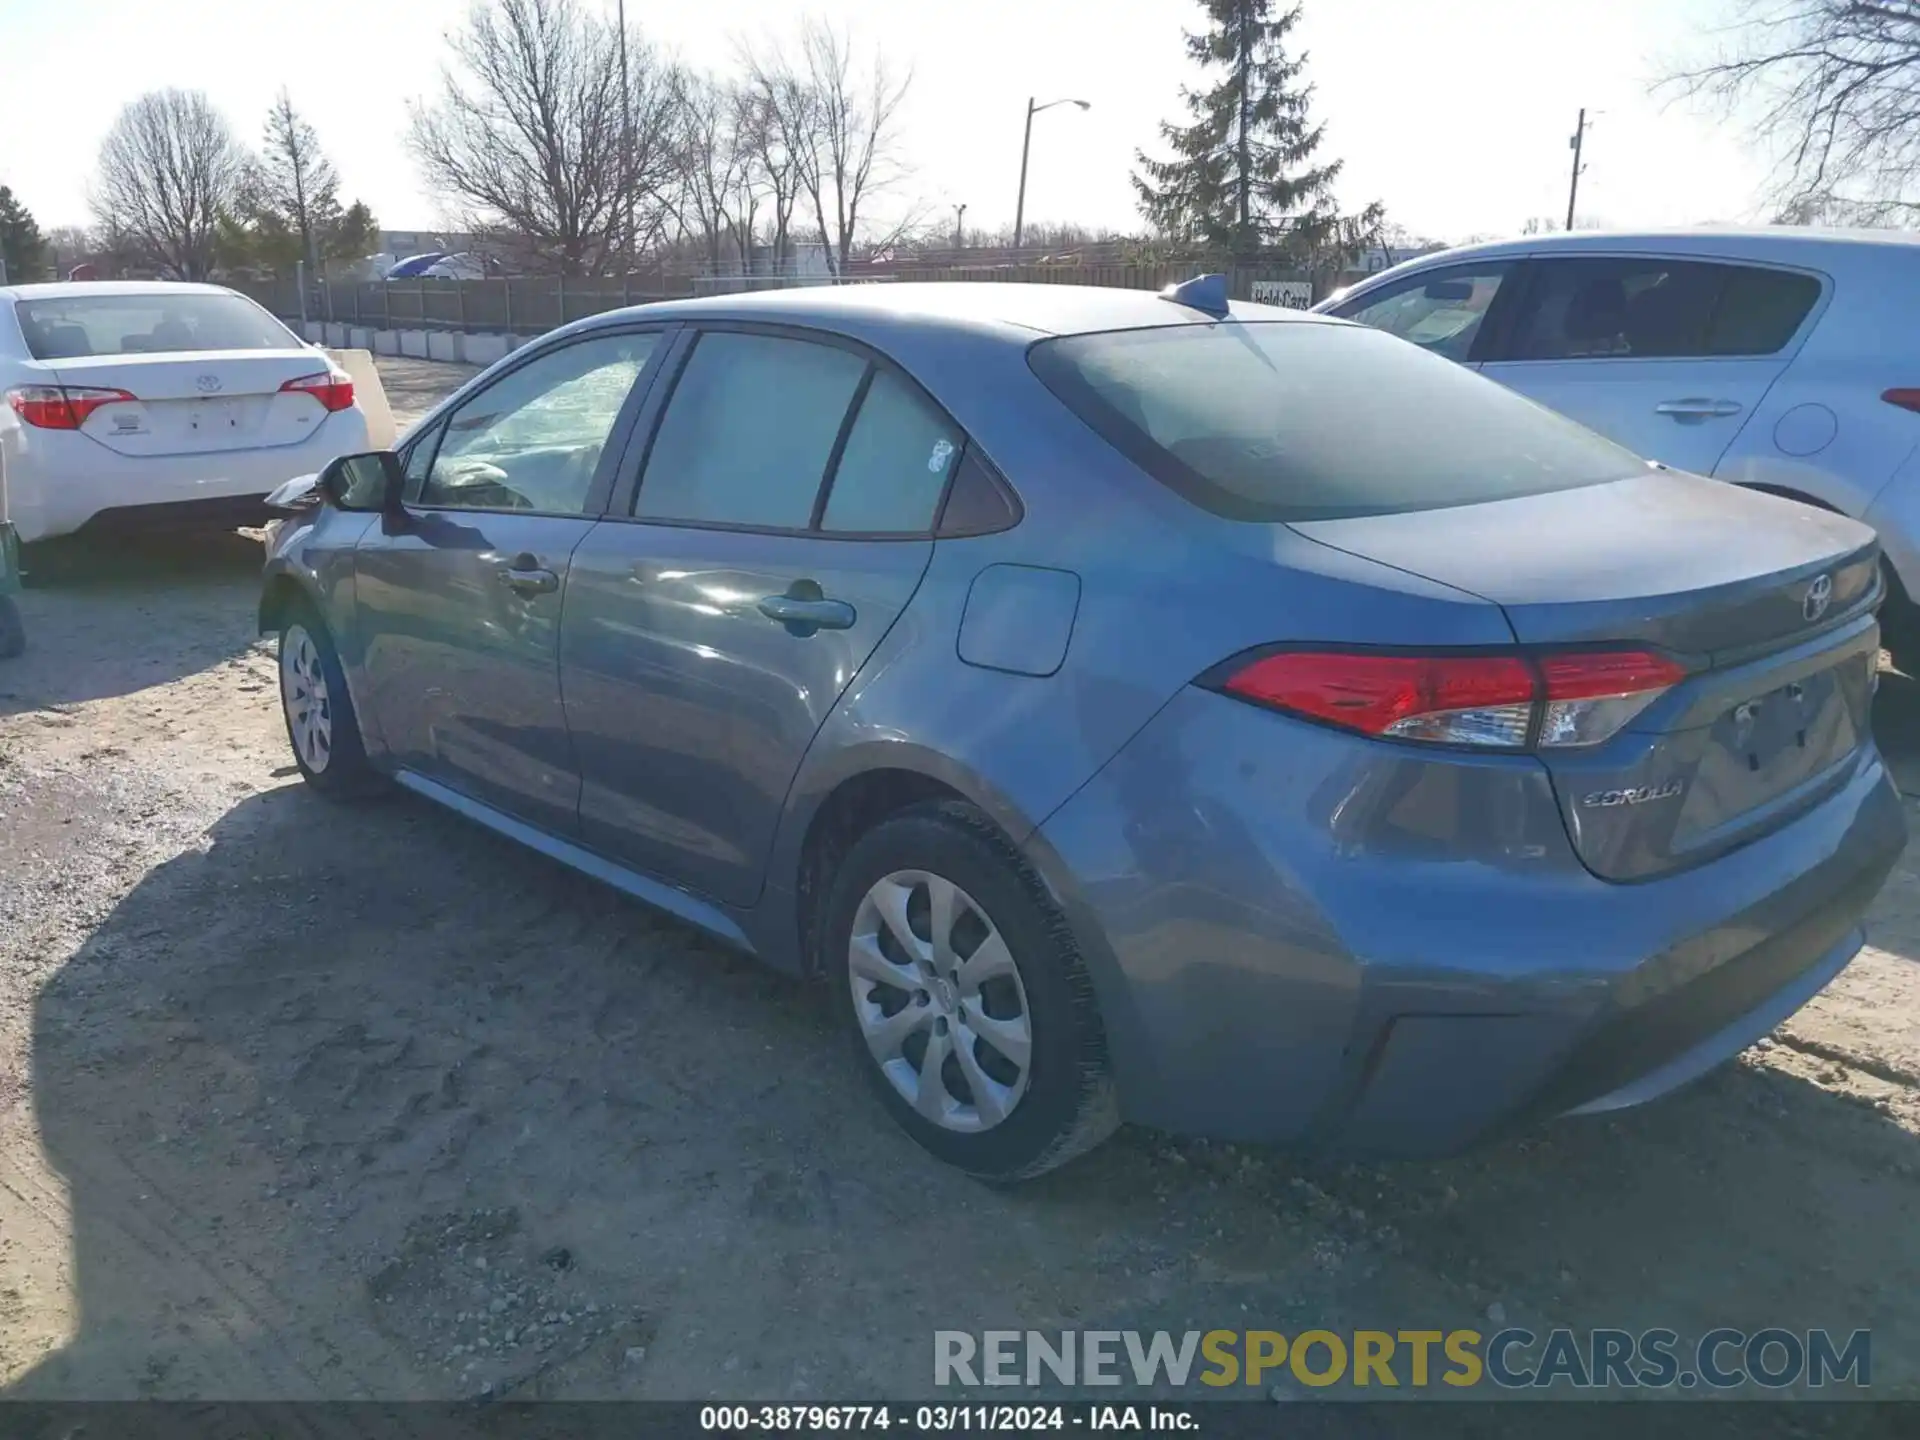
500 552 560 595
1654 398 1743 419
758 583 856 635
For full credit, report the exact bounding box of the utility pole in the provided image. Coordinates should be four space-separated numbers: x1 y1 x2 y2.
1565 107 1587 232
953 203 967 252
617 0 633 272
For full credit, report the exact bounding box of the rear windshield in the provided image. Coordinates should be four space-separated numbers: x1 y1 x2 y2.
15 292 296 360
1028 320 1644 522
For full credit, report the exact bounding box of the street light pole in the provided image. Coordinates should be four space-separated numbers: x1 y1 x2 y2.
954 203 967 252
1013 96 1090 253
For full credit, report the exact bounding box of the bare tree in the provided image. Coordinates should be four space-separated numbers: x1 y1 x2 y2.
91 89 247 280
1665 1 1920 215
409 0 681 274
746 21 915 275
259 91 341 272
674 73 762 275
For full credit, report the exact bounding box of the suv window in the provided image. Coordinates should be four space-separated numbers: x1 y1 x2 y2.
1029 321 1642 523
636 332 868 528
423 332 655 513
820 368 962 533
1333 264 1511 362
1505 257 1821 361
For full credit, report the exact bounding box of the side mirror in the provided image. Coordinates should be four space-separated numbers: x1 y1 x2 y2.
318 451 404 513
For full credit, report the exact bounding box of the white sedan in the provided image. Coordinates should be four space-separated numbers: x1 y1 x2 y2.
0 281 372 547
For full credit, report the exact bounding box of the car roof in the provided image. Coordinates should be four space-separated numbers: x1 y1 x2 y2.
599 281 1316 343
1375 225 1920 270
0 280 237 303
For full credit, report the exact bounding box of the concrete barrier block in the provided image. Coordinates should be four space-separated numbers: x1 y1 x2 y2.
426 331 461 363
303 321 325 342
324 323 350 347
399 330 429 358
463 334 511 367
348 327 375 350
372 331 400 356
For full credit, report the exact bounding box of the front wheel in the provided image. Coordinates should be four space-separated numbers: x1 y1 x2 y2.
278 608 383 799
826 801 1117 1181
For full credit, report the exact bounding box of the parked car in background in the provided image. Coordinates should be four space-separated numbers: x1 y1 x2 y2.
1 281 370 551
385 253 449 280
421 253 493 280
259 282 1904 1179
1315 228 1920 665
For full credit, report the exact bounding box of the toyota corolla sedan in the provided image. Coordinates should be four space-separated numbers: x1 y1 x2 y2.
257 280 1906 1180
1 281 370 553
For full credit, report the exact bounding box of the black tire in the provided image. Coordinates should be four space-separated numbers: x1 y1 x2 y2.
824 800 1118 1181
277 601 384 799
1882 568 1920 678
0 595 23 660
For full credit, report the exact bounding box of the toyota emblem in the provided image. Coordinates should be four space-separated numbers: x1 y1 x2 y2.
1803 573 1833 623
195 374 222 394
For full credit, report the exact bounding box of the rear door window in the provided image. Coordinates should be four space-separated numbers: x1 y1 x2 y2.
1029 320 1643 522
636 332 868 529
1503 257 1821 361
820 369 963 533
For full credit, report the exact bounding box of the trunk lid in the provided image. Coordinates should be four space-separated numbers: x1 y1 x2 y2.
49 350 339 458
1294 471 1883 880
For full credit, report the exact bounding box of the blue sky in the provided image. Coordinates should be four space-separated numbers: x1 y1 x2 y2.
0 0 1771 242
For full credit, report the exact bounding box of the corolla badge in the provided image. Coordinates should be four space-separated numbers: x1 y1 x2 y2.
195 374 222 394
1581 780 1684 809
1803 573 1833 623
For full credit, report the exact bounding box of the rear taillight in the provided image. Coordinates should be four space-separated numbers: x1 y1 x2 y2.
6 384 137 430
1216 647 1686 750
281 370 354 413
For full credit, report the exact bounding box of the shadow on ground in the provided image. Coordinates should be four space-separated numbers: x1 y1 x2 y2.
7 772 1919 1401
0 533 261 715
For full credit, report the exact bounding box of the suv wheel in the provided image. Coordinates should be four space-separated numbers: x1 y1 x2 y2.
825 801 1117 1180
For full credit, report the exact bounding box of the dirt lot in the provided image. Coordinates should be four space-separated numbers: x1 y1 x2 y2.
1 357 1918 1404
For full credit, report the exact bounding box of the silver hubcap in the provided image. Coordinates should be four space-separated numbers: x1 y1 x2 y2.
849 870 1033 1133
280 624 333 774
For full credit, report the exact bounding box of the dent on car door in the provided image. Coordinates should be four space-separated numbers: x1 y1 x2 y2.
352 329 665 831
563 328 966 907
1476 256 1820 473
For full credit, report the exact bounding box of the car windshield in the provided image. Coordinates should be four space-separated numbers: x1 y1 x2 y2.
1028 319 1644 522
15 292 297 360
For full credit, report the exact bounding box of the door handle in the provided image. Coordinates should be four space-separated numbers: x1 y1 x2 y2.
499 552 560 596
757 584 856 635
1654 398 1743 419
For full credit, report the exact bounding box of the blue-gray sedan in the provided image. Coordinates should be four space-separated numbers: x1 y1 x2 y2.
258 281 1907 1179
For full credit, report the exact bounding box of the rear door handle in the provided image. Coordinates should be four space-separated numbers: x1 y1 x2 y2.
1654 398 1743 419
758 585 856 635
500 551 560 595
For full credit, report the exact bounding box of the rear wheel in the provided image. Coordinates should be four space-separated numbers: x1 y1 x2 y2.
826 801 1117 1180
278 607 383 799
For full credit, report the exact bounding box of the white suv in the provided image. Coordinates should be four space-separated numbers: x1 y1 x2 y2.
1316 228 1920 661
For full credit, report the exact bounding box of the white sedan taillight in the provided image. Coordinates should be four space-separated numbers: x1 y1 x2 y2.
1216 648 1688 750
6 384 138 430
280 370 355 413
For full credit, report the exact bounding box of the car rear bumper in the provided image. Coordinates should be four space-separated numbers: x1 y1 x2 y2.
1033 685 1907 1155
1 409 371 544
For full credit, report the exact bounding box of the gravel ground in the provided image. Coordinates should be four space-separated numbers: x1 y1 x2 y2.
1 358 1918 1403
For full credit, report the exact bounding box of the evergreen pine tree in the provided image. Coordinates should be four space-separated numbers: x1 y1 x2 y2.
0 186 49 282
1132 0 1346 258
